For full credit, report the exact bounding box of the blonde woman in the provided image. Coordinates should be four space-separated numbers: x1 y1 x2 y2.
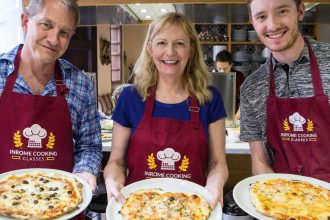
103 12 228 207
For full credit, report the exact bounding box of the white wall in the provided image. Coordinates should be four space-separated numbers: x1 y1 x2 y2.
122 24 148 81
0 0 24 53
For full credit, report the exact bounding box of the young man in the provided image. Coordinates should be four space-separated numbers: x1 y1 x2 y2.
215 50 245 118
240 0 330 182
0 0 102 191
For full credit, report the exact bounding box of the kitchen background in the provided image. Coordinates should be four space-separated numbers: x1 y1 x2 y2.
1 1 330 217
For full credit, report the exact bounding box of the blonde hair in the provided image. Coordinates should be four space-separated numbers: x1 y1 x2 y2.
133 12 212 105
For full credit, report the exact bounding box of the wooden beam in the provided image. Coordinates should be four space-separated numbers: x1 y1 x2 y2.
23 0 330 7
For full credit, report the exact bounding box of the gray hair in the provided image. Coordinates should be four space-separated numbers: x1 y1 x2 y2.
26 0 80 28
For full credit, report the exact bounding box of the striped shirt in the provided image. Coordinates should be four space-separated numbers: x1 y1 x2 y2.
0 45 102 175
240 37 330 161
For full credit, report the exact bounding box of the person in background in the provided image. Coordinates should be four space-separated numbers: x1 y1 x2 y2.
103 12 228 207
240 0 330 182
215 50 245 119
0 0 102 192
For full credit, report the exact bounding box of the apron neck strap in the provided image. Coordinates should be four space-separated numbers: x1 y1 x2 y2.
54 61 70 96
2 49 22 97
269 38 324 96
188 95 200 128
145 86 200 128
304 38 324 96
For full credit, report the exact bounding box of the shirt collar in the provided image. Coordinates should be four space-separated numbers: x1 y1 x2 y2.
270 37 312 71
0 44 72 80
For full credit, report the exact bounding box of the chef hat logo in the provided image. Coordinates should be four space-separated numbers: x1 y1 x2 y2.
157 148 181 170
23 124 47 148
289 112 306 132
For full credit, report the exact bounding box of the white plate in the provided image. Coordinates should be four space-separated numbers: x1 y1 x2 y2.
233 173 330 220
106 178 222 220
0 168 93 220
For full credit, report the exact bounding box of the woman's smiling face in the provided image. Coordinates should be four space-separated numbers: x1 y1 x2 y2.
147 24 191 79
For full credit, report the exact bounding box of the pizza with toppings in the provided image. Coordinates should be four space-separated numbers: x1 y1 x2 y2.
250 178 330 220
119 188 211 220
0 170 84 219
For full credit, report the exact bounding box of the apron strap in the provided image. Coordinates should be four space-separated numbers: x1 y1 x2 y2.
269 38 324 96
304 38 324 96
1 49 22 98
144 86 200 128
144 86 156 117
188 95 200 129
54 61 70 96
269 56 276 96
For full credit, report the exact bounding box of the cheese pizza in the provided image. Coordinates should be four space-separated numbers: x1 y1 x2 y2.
120 188 211 220
250 178 330 220
0 171 83 219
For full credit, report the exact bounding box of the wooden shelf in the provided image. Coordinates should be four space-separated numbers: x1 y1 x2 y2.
200 41 228 45
231 41 263 45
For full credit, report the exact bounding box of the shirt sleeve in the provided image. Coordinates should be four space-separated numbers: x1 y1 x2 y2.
239 82 263 142
111 86 134 128
70 70 102 176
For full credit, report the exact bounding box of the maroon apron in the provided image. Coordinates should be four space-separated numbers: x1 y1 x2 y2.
126 88 209 186
266 39 330 182
0 50 85 219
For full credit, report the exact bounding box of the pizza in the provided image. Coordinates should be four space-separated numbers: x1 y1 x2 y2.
0 171 83 219
250 178 330 220
119 188 212 220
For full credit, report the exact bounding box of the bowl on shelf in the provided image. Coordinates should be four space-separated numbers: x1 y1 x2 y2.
247 30 259 42
232 29 247 41
232 51 251 62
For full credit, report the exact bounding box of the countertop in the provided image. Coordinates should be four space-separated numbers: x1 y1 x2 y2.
102 135 250 154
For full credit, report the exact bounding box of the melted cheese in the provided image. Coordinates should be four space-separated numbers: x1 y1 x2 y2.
0 172 82 219
250 178 330 220
120 189 211 220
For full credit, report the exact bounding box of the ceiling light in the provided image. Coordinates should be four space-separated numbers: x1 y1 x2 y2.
123 3 176 22
304 3 319 11
145 15 152 19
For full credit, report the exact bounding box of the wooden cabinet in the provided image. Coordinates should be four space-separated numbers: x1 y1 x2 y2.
195 23 265 75
195 22 318 75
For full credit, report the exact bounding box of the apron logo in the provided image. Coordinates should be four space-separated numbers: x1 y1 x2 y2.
23 124 47 148
145 147 191 180
281 112 317 142
147 149 190 172
10 124 58 161
157 148 181 170
289 112 306 131
147 153 157 170
13 131 23 148
179 156 190 172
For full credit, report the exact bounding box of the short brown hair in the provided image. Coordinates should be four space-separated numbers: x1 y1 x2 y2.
26 0 80 28
246 0 302 14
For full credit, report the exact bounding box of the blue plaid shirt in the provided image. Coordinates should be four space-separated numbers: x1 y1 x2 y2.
0 45 102 176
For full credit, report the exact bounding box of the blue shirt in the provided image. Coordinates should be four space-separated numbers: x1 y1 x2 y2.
0 45 102 176
112 85 227 137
